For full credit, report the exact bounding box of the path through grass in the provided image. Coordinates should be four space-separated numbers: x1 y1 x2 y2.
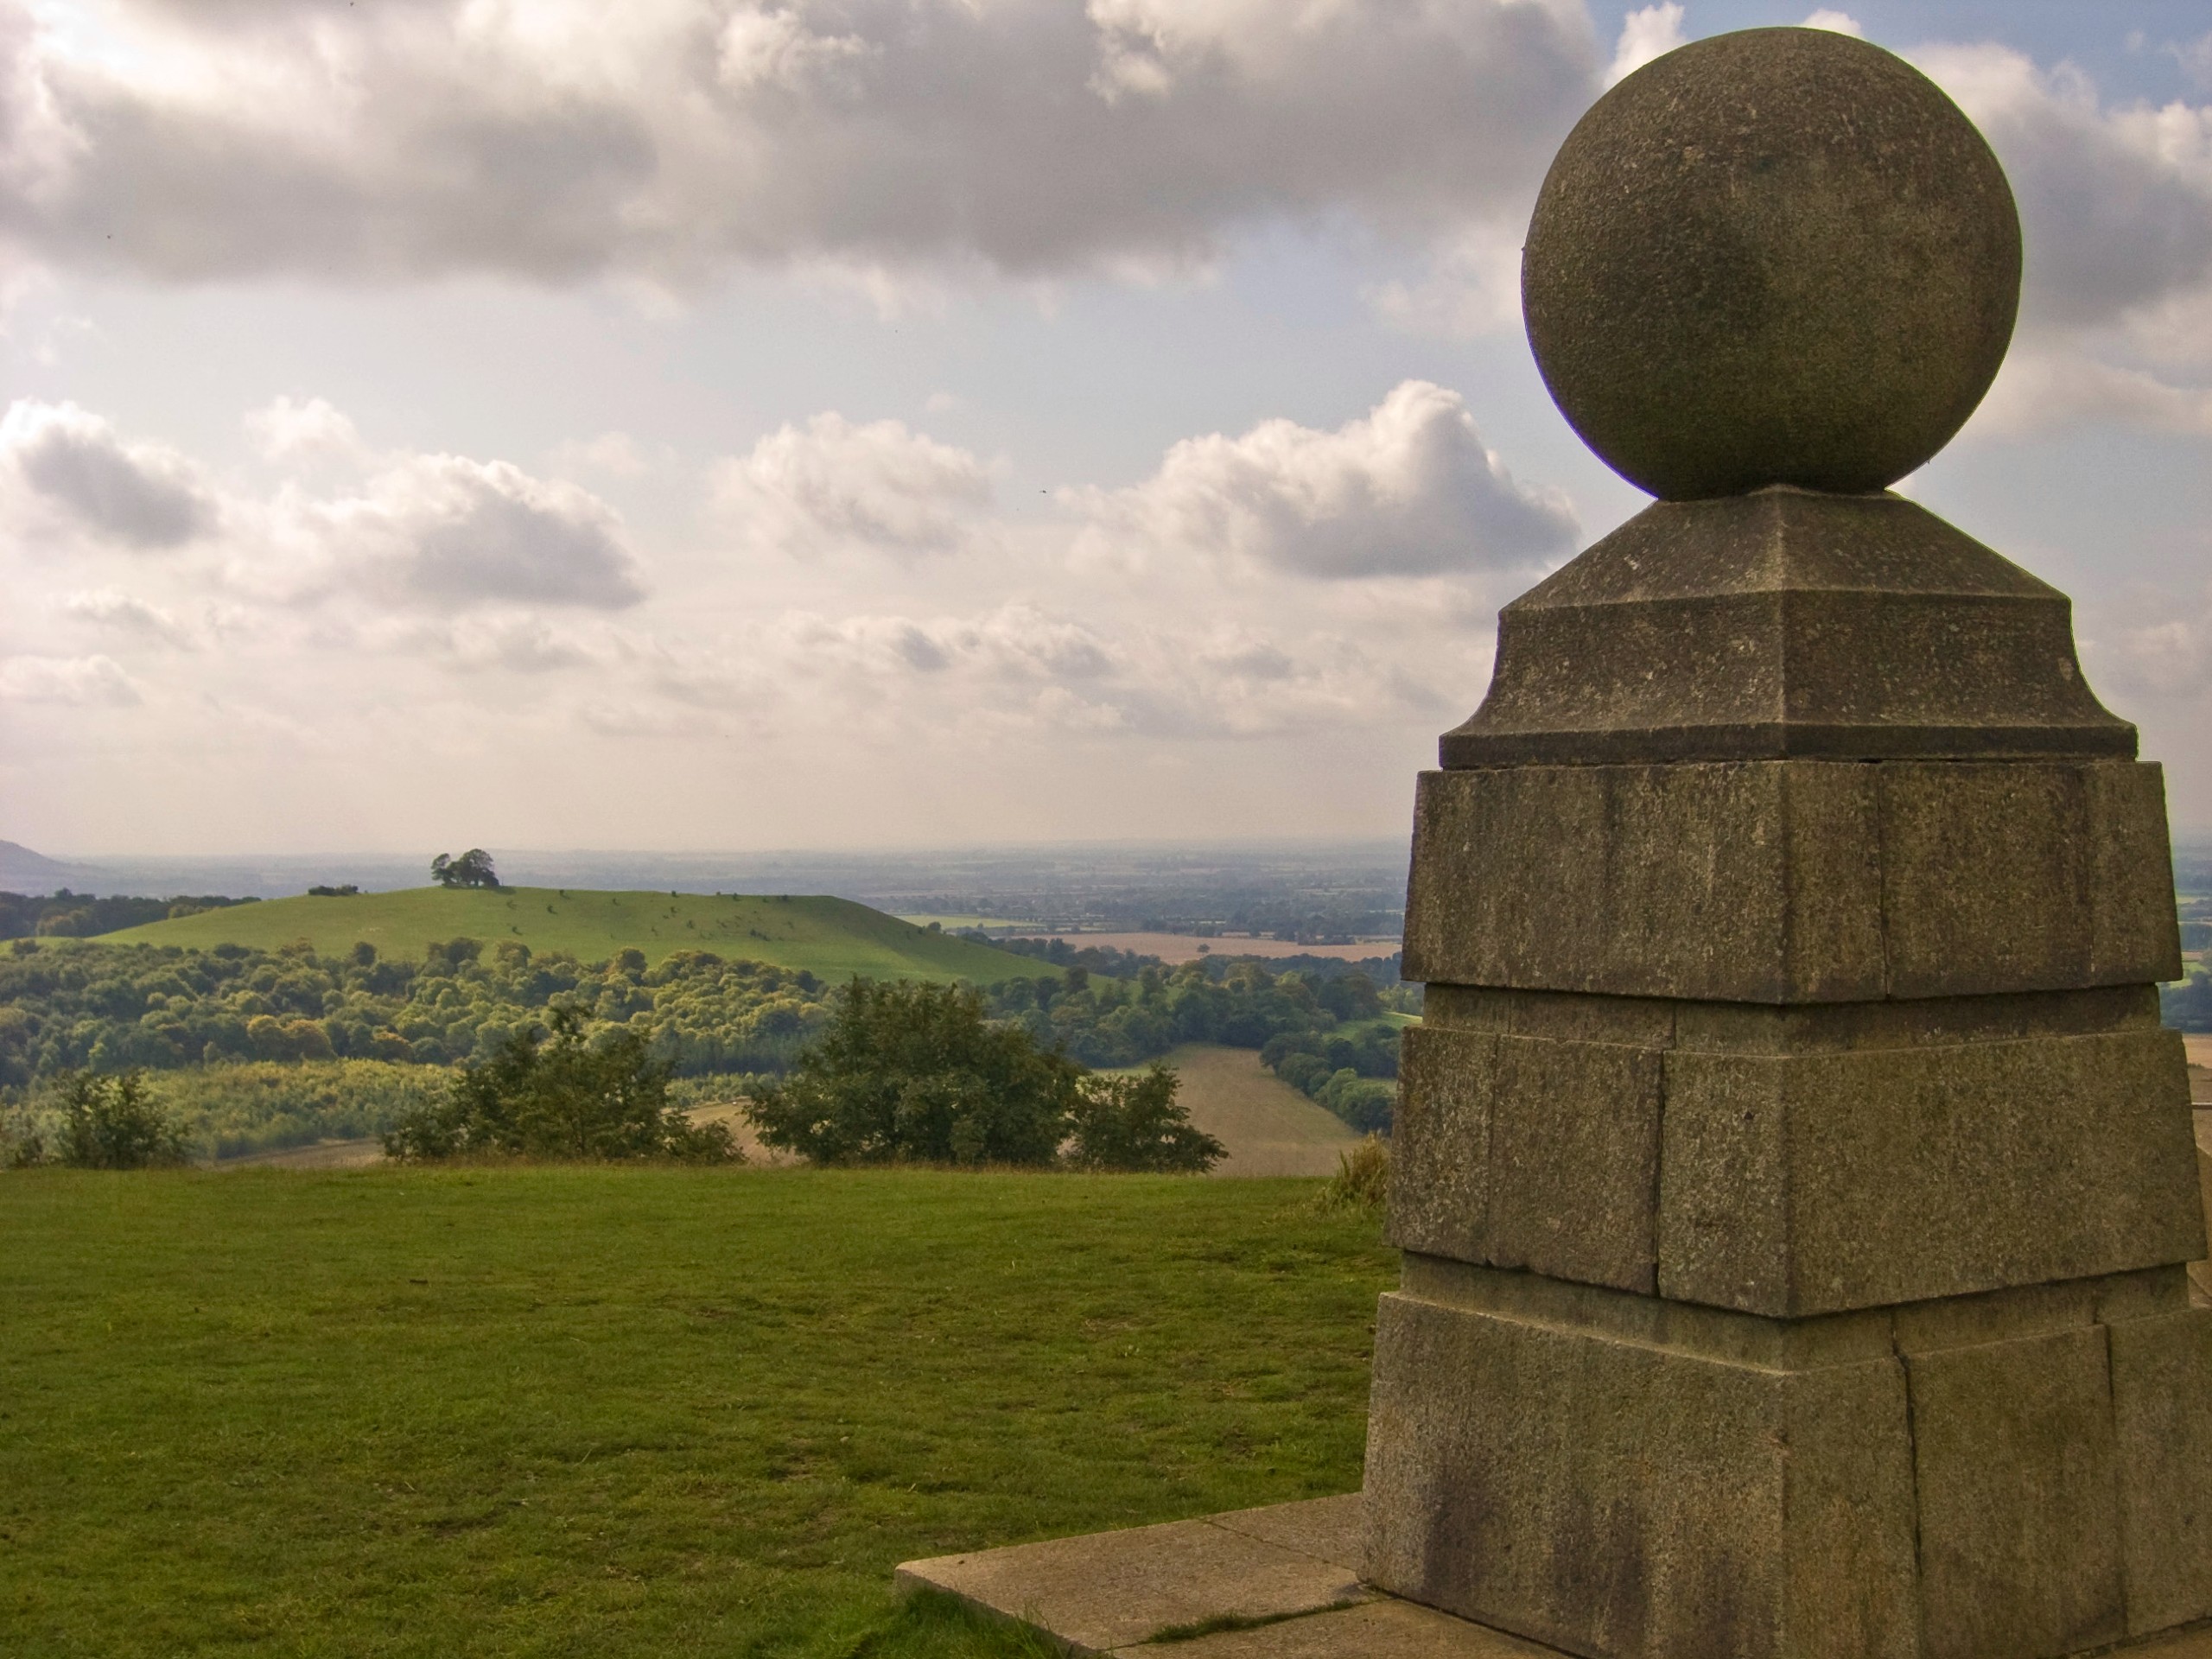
0 1166 1391 1657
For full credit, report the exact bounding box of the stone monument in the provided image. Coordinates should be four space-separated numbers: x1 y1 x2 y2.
899 26 2212 1659
1365 24 2212 1659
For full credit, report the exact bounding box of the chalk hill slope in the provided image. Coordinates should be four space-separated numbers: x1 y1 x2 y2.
103 887 1038 983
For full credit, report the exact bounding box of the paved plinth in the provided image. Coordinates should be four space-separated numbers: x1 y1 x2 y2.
896 1496 2212 1658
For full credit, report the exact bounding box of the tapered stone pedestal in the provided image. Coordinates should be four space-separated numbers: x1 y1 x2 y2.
894 27 2212 1659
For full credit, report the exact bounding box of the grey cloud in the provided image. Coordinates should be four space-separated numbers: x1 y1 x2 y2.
9 408 213 548
1917 46 2212 333
0 0 1598 283
63 588 195 646
283 452 645 612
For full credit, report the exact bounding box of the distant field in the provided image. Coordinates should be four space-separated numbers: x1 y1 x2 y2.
1027 931 1401 963
0 1166 1389 1657
1132 1044 1362 1178
103 887 1039 982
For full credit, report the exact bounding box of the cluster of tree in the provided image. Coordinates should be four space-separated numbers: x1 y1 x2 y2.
307 885 361 898
0 890 255 940
5 1071 192 1169
1260 1023 1402 1134
977 958 1401 1072
987 937 1164 980
2163 973 2212 1032
431 849 501 889
385 1010 735 1163
0 938 833 1085
747 979 1223 1172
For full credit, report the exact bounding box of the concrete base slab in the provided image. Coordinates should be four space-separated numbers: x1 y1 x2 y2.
895 1494 1368 1656
899 1498 2212 1659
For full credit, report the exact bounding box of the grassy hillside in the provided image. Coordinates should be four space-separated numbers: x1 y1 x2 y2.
102 887 1038 982
0 1166 1388 1657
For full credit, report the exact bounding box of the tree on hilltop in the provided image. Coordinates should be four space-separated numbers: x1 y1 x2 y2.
431 849 500 890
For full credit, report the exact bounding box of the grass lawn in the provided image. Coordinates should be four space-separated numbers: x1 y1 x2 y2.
101 890 1036 982
0 1166 1392 1657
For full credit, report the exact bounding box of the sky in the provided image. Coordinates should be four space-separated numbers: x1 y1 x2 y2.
1 0 2209 858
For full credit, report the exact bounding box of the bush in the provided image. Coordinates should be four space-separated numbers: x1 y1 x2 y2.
2163 971 2212 1032
1065 1065 1225 1173
385 1011 737 1163
747 979 1080 1166
1319 1135 1389 1213
145 1059 448 1160
50 1071 193 1168
1261 1021 1402 1133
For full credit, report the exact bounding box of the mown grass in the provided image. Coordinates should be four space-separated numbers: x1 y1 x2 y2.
99 890 1035 982
0 1166 1391 1657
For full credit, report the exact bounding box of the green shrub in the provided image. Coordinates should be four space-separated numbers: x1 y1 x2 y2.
1319 1135 1389 1213
385 1011 737 1163
144 1059 448 1159
1065 1064 1225 1173
747 979 1080 1166
51 1071 192 1168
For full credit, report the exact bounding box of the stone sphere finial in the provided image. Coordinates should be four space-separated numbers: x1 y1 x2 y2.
1522 28 2021 501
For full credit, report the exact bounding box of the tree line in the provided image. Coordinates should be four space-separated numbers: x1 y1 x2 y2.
0 938 834 1085
0 890 256 941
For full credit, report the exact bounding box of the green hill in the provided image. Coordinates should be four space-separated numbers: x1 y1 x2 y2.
102 887 1038 984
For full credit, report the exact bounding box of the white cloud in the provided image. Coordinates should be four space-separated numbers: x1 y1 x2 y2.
289 453 646 610
1368 217 1525 339
0 0 1599 285
1918 46 2212 336
711 413 995 559
0 399 215 549
1605 3 1683 87
61 586 194 646
1068 379 1576 580
549 430 654 480
0 652 139 705
2083 579 2212 702
245 397 368 467
1801 10 1863 37
1973 346 2212 438
2168 30 2212 95
0 395 645 613
758 600 1451 741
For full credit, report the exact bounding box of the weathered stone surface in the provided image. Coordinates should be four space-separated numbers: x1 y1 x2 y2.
897 1507 1368 1656
1907 1325 2126 1659
1657 1028 2205 1314
1878 760 2182 995
1523 29 2018 500
1404 760 2179 1002
1389 1027 1494 1268
1208 1492 1363 1570
1114 1597 1560 1657
1441 491 2132 768
2110 1308 2212 1635
1400 988 2199 1310
1404 761 1881 1003
1363 1290 1918 1659
1391 1026 1662 1294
